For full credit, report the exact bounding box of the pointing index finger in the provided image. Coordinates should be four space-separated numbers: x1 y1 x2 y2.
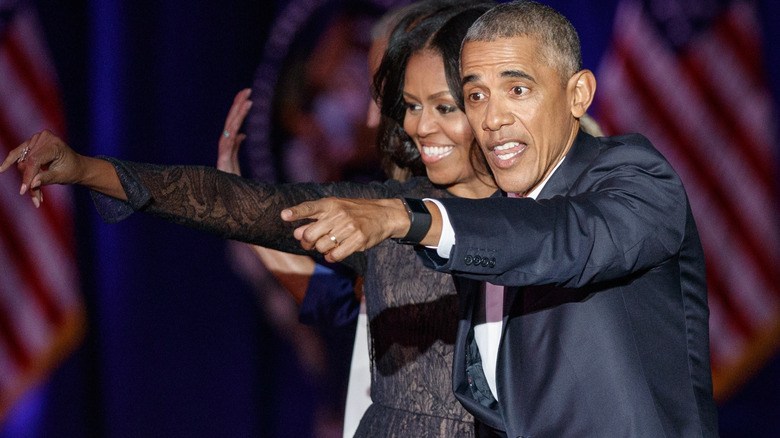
281 200 321 222
0 142 29 173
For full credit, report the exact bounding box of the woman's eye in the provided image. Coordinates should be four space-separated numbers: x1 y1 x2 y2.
437 105 456 114
405 102 422 112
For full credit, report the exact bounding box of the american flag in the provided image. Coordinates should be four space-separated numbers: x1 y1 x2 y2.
595 0 780 401
0 0 85 420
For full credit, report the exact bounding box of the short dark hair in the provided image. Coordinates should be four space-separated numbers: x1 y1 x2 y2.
464 1 582 86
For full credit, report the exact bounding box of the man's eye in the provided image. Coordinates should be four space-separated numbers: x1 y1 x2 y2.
467 92 484 102
511 86 529 95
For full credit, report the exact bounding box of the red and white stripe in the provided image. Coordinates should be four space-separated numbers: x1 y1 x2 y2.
0 3 84 419
596 0 780 401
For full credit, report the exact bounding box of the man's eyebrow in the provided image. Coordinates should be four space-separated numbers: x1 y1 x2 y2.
502 69 536 83
461 70 538 88
461 74 479 88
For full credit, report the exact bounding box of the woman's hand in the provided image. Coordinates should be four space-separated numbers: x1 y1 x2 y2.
217 88 252 175
0 130 123 207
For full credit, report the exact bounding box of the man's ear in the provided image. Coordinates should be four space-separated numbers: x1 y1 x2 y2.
567 69 596 118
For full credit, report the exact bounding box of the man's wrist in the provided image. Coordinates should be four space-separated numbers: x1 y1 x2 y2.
393 197 432 245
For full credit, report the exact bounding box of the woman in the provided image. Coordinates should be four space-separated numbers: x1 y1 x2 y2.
4 3 493 436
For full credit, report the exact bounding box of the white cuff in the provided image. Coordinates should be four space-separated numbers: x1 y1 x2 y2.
423 198 454 259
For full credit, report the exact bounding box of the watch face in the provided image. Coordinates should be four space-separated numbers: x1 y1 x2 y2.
404 198 429 214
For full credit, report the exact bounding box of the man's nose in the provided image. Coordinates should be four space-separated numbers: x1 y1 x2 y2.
482 97 513 132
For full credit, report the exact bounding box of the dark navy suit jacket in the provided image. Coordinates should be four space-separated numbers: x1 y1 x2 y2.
420 131 719 437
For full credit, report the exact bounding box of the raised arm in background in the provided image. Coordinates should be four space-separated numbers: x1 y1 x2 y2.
217 88 319 304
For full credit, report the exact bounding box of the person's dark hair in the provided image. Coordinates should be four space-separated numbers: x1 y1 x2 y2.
373 0 494 178
464 1 582 86
429 6 494 183
430 7 489 110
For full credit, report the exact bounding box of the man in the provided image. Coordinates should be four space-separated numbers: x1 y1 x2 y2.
283 1 719 436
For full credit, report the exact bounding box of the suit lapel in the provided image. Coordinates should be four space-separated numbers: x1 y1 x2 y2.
538 130 600 200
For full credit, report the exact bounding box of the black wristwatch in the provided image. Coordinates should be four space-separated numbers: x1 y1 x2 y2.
393 197 432 245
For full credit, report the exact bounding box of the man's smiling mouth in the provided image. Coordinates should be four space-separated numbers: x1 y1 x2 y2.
493 141 526 161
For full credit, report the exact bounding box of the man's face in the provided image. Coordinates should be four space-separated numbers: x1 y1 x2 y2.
461 36 579 194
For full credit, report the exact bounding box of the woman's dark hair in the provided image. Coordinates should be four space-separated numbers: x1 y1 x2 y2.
430 6 495 183
429 7 490 110
373 0 494 178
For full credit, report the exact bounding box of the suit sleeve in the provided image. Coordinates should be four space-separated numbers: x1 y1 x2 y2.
420 143 690 288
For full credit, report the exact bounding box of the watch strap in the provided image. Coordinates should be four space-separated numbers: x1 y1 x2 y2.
394 197 432 245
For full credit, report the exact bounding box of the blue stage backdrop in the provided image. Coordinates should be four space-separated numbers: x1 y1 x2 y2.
0 0 778 437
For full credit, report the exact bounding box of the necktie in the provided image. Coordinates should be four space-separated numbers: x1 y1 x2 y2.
485 192 522 323
478 191 522 399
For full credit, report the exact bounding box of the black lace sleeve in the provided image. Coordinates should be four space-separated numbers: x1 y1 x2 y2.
90 157 412 275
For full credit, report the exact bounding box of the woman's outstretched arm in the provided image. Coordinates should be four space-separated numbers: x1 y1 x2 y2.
1 129 405 273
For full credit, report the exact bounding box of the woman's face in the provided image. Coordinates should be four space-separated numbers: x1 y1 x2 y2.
403 51 481 193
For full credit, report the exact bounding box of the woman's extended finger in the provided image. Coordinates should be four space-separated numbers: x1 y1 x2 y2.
0 141 32 173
